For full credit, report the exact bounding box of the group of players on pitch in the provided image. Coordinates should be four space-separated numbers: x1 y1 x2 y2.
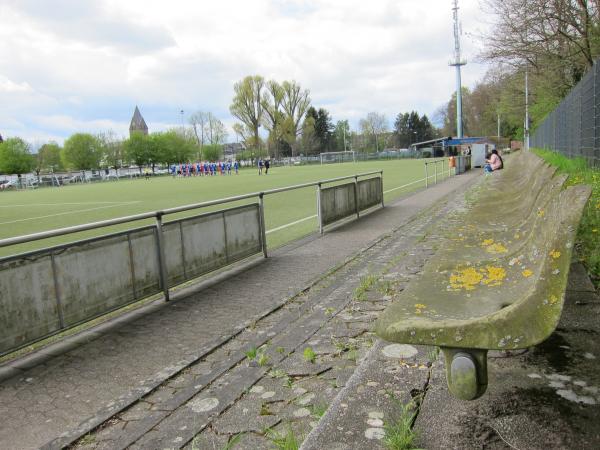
170 158 272 177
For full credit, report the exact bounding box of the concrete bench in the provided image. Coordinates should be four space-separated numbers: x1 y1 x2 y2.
375 151 591 400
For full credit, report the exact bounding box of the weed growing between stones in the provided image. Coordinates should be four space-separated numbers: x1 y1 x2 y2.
303 347 316 363
265 425 300 450
245 346 258 360
383 393 419 450
246 345 269 366
332 338 358 355
309 402 328 419
377 280 395 296
426 346 439 363
354 273 378 301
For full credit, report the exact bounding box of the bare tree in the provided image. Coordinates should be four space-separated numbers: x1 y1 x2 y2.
480 0 600 89
189 111 208 147
206 113 228 145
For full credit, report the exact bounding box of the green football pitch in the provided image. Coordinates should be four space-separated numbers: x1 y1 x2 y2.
0 159 451 257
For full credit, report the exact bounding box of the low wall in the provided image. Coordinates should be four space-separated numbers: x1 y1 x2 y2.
0 204 262 356
320 177 383 228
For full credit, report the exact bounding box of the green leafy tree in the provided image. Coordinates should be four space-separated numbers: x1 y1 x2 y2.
151 130 197 165
0 138 35 177
98 131 124 171
62 133 103 175
280 80 311 157
36 142 63 172
302 107 333 154
333 120 350 151
230 75 265 152
202 144 222 161
359 112 388 152
123 132 152 172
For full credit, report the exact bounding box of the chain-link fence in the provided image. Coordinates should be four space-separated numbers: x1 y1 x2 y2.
531 63 600 167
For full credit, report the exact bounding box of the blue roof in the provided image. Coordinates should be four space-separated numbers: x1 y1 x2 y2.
445 137 489 146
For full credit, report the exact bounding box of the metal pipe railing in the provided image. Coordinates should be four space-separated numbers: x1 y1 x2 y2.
0 170 383 249
424 159 450 187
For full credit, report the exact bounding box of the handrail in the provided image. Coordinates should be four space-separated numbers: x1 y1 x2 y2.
0 170 383 249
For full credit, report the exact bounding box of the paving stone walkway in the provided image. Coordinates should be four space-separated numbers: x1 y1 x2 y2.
0 171 479 450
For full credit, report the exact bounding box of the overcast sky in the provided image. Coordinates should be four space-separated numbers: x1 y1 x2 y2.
0 0 490 146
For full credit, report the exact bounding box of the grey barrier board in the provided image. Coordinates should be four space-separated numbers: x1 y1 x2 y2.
128 228 161 300
163 204 261 285
163 221 187 285
56 232 146 327
0 226 161 356
357 177 382 211
0 203 262 356
224 204 262 262
0 255 60 355
320 182 356 227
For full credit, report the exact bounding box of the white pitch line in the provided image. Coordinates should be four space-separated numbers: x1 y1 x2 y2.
0 201 138 208
266 214 317 234
383 177 427 194
266 177 434 235
0 202 141 226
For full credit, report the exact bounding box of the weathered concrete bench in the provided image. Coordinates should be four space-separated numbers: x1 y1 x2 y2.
375 151 591 400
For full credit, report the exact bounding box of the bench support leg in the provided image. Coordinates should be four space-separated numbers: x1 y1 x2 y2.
440 348 488 400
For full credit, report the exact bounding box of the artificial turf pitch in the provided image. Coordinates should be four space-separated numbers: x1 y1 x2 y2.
0 159 448 257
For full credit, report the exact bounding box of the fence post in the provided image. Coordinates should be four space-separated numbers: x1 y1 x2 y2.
259 193 268 258
317 183 324 234
380 171 384 208
155 212 170 301
354 176 359 219
434 161 438 184
425 163 429 188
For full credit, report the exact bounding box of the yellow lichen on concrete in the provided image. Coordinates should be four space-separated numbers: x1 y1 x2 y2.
481 239 508 254
522 269 534 278
449 267 483 291
482 266 506 286
449 265 506 291
550 250 561 259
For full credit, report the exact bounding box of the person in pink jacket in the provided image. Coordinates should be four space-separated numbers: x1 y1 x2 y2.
484 149 503 173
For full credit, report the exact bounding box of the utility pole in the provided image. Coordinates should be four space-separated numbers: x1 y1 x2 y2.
449 0 466 139
524 70 530 151
497 111 500 139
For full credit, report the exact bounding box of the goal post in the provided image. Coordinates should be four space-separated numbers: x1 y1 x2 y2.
319 151 356 164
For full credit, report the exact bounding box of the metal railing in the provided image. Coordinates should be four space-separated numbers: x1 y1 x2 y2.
0 171 383 251
0 171 384 357
424 159 451 188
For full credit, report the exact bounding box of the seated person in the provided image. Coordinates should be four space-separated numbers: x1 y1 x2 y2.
484 149 503 173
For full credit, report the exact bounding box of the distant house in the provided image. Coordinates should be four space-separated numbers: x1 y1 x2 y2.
129 106 148 137
223 142 246 158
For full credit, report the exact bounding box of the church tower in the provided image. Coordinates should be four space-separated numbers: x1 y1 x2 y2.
129 106 148 137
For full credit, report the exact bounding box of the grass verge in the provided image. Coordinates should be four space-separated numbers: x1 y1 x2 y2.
534 149 600 288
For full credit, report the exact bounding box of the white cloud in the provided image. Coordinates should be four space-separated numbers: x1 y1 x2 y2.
0 0 490 144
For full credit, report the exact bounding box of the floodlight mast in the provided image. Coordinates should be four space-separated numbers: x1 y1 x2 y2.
449 0 466 139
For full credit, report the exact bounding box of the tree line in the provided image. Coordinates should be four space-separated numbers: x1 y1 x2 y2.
1 74 443 177
437 0 600 140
